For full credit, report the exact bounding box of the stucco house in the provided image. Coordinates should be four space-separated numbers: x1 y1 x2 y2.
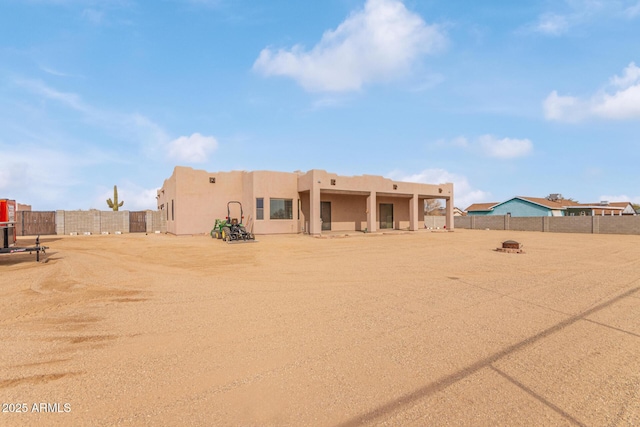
466 197 635 217
157 167 455 235
563 201 636 216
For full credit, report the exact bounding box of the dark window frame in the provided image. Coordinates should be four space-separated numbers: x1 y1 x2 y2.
270 198 293 220
256 198 264 220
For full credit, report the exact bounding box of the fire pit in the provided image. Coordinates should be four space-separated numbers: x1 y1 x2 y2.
496 240 524 254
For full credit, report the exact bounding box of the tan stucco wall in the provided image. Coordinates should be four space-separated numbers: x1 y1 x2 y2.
298 169 452 199
158 167 304 235
377 196 411 230
248 171 301 235
318 193 367 232
299 191 310 233
159 167 244 235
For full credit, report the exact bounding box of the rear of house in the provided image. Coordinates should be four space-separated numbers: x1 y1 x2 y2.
157 167 455 236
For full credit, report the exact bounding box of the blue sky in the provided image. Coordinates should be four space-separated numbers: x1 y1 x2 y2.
1 0 639 211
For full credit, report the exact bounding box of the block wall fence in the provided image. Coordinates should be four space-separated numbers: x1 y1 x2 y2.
20 211 640 236
55 210 167 235
454 215 640 235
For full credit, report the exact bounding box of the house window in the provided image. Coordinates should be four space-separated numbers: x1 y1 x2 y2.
256 198 264 220
270 199 293 220
171 200 174 221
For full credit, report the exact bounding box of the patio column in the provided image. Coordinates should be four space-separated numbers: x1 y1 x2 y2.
445 197 455 231
367 191 377 233
409 194 419 231
309 182 321 235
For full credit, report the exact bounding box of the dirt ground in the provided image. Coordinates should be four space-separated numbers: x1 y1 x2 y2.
0 229 639 426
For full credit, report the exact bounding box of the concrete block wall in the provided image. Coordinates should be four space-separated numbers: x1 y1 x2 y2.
510 217 544 232
146 210 167 233
599 216 640 234
548 217 592 234
63 210 101 234
466 215 506 230
55 210 166 235
423 216 446 229
100 211 130 233
56 211 65 235
455 216 471 229
27 210 640 236
455 214 640 235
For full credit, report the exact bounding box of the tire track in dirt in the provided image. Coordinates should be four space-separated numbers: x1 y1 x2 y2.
337 284 640 427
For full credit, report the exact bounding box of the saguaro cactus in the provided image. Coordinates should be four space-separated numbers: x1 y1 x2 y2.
106 185 124 211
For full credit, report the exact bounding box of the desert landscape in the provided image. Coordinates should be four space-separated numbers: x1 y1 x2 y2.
1 229 639 426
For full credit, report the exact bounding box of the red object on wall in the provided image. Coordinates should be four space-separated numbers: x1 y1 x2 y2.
0 199 17 246
0 199 16 223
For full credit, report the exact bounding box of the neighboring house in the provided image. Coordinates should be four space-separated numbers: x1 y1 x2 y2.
429 206 465 216
466 197 636 217
605 202 636 215
157 167 455 235
453 207 465 216
564 201 635 216
465 202 498 216
466 197 566 217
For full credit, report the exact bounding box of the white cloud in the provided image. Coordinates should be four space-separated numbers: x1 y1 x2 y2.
543 91 585 122
167 133 218 163
610 62 640 87
591 85 640 119
534 13 570 35
19 81 168 153
310 96 349 110
437 135 533 159
82 8 104 24
16 78 90 112
599 194 640 204
387 168 491 210
14 79 210 160
39 65 82 78
187 0 222 6
451 136 469 148
544 62 640 121
253 0 446 92
411 72 445 92
478 135 533 159
0 144 80 207
126 113 171 156
525 0 626 36
625 1 640 18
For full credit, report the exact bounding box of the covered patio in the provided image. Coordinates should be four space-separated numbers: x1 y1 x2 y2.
297 170 454 235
